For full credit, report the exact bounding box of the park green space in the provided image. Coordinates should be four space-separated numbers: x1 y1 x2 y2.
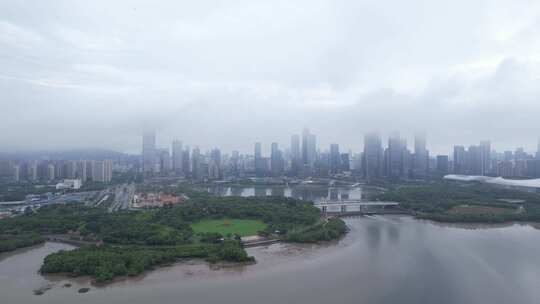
191 218 267 237
0 192 347 283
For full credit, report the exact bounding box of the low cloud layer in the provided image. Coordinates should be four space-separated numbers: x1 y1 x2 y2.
2 0 540 155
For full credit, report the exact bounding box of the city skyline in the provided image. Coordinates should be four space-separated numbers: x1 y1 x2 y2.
3 1 540 154
3 130 540 159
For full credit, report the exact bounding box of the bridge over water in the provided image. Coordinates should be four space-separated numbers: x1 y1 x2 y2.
313 200 408 216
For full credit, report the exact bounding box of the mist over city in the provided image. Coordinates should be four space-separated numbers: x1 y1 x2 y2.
2 0 540 154
2 1 540 304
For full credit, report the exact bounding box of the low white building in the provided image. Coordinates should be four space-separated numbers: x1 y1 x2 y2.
56 179 83 190
444 174 540 191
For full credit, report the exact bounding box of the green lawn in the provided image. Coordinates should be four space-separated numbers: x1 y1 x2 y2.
191 219 267 237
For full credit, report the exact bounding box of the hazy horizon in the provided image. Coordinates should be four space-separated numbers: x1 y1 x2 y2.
2 1 540 155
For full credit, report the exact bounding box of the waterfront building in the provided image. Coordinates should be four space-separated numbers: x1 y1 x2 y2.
413 133 428 178
387 132 404 179
364 132 383 181
329 144 340 175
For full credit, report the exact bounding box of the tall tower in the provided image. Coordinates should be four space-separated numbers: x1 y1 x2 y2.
254 142 264 176
329 144 340 174
302 128 310 166
142 130 156 174
307 133 317 167
453 145 466 174
364 132 383 182
387 131 404 179
271 142 284 175
291 135 300 160
413 133 428 178
479 140 491 176
172 139 183 174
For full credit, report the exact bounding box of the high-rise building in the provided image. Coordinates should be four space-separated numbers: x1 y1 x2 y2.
254 142 265 176
191 147 201 179
363 132 383 182
230 150 240 176
436 155 449 174
340 153 350 172
47 164 56 181
308 133 317 167
157 148 171 172
413 133 428 178
453 145 466 174
467 145 482 175
290 134 301 176
329 144 341 174
172 139 183 174
142 130 157 173
291 135 300 160
29 161 38 181
301 128 317 168
479 140 491 175
302 129 310 166
92 160 113 183
13 164 21 182
387 132 404 178
515 147 527 161
270 142 284 175
182 146 191 176
209 148 222 179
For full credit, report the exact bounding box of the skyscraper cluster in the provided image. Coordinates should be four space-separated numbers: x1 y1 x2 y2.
140 129 540 182
1 159 113 183
141 128 352 180
453 142 540 178
362 132 429 182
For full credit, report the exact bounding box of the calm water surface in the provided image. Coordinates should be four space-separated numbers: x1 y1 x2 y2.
1 216 540 304
206 185 380 202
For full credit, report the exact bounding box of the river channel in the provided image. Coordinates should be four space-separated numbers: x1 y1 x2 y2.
1 216 539 304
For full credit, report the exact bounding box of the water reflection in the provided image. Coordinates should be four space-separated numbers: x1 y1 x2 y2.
2 217 540 304
207 185 374 202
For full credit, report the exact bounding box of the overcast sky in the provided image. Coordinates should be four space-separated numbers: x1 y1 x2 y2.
2 0 540 155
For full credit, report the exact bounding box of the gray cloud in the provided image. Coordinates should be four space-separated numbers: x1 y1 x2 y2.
1 0 540 155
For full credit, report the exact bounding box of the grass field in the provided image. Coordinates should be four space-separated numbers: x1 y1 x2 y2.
447 205 515 215
191 219 267 237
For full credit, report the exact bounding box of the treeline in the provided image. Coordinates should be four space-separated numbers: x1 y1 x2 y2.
284 218 348 243
0 234 45 253
0 195 333 248
154 196 322 236
1 191 347 282
40 241 252 283
377 181 540 222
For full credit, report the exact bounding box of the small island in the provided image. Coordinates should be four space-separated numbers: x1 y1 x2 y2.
0 194 347 283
